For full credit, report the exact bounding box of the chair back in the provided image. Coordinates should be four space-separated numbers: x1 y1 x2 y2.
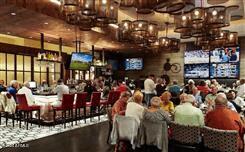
139 119 168 151
90 92 101 107
107 91 115 105
61 94 75 110
169 122 201 145
112 91 121 105
110 115 139 149
75 92 88 108
16 94 29 110
202 126 239 152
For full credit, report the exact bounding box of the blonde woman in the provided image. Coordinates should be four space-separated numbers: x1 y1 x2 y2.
160 91 174 114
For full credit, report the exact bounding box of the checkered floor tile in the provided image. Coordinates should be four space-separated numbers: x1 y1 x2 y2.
0 115 108 149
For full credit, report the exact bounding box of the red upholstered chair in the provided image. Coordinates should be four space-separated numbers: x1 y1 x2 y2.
100 91 121 107
74 92 88 124
16 94 41 129
100 91 115 109
86 92 101 121
53 94 75 128
112 91 121 106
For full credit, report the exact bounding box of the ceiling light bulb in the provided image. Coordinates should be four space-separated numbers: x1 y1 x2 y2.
102 0 107 4
162 39 165 42
110 6 114 10
220 32 224 37
149 26 153 31
212 10 217 16
85 4 89 8
229 34 234 38
10 12 16 16
194 10 199 16
182 15 187 21
219 15 224 19
138 23 142 28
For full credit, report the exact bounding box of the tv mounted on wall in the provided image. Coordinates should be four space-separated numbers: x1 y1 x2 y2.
124 58 143 71
69 52 93 70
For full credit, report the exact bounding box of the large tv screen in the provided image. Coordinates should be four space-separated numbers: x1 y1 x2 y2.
69 53 93 70
184 64 209 78
210 63 239 78
184 50 209 64
210 47 240 63
125 58 143 70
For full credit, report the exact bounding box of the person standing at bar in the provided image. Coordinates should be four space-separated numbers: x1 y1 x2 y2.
144 74 156 107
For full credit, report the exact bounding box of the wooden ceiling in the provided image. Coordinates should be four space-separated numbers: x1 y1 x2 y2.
0 0 142 53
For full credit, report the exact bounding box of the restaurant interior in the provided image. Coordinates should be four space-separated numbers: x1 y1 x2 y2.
0 0 245 152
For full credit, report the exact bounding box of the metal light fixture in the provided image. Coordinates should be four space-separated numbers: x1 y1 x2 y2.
159 23 180 51
61 0 79 24
226 32 238 47
131 20 149 44
174 12 192 33
119 0 134 8
206 6 227 28
118 20 132 42
147 22 158 43
96 0 118 27
80 0 96 16
134 0 158 14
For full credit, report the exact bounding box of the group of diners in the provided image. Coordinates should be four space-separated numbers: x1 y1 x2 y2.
110 75 245 152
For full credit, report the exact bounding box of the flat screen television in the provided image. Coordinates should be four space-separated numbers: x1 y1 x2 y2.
184 64 209 78
184 50 209 64
210 46 240 63
210 63 239 78
69 52 93 70
125 58 143 70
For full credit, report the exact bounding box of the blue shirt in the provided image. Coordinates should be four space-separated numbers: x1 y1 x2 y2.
7 86 17 102
168 85 181 96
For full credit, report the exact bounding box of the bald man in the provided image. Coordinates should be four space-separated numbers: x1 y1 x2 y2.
205 93 245 151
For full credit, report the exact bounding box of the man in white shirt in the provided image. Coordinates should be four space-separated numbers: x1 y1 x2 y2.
52 79 69 107
174 94 204 126
17 81 35 106
236 79 245 98
144 74 156 107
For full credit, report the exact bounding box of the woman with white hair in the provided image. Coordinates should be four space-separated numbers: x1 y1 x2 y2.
7 80 19 102
17 81 35 106
143 96 171 123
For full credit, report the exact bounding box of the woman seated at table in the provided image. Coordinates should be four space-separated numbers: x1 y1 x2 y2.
144 96 171 123
125 91 145 125
160 91 175 114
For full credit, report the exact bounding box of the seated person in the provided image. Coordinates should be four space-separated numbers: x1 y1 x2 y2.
0 80 7 92
125 91 145 125
227 92 241 113
192 87 203 107
144 96 171 123
160 91 174 114
17 81 35 106
174 94 204 126
205 93 245 151
205 85 218 111
111 91 131 120
52 79 69 107
7 80 19 102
